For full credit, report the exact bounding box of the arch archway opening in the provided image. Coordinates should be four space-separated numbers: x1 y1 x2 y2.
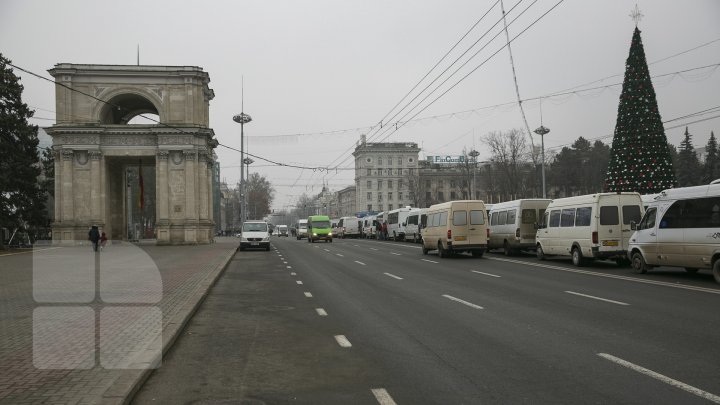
100 93 160 125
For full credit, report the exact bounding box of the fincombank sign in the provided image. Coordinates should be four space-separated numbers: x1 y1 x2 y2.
426 155 477 164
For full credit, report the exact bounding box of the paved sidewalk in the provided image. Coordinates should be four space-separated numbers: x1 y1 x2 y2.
0 237 238 405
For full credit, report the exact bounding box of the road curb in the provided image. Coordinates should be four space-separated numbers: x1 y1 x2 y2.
99 246 238 405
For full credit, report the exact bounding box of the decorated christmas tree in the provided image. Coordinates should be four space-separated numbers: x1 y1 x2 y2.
604 15 676 193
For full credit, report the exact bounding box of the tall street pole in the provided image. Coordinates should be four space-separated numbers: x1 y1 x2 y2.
233 78 252 227
469 149 480 200
534 125 550 199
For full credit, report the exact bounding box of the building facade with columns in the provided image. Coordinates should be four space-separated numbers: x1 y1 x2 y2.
45 64 217 245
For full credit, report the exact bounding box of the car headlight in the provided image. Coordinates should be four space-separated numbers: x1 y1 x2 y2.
262 236 270 242
329 232 332 236
313 233 317 236
241 237 248 242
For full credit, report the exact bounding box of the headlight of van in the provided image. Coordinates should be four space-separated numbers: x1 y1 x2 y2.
313 232 317 236
262 235 270 242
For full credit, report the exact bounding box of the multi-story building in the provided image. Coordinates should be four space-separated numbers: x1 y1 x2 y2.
335 185 356 217
353 136 420 212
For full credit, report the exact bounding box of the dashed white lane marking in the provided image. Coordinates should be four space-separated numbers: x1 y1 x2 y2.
598 353 720 403
354 261 366 266
371 388 398 405
315 308 328 316
383 272 403 280
421 259 439 264
334 335 352 348
488 257 720 295
354 244 360 247
471 270 501 278
290 272 297 276
390 252 402 256
286 266 292 269
296 281 303 285
324 248 330 252
336 253 344 257
304 292 313 298
370 247 379 251
565 291 629 306
283 261 288 264
442 294 484 310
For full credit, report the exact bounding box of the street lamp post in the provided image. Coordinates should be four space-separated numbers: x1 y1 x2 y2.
242 157 254 219
233 112 252 225
533 125 550 199
469 149 480 200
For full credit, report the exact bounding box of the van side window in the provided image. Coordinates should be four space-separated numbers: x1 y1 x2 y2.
560 209 575 227
439 211 448 226
432 213 440 227
470 210 485 225
660 201 682 228
421 214 427 227
453 210 467 226
490 212 498 226
639 207 656 230
498 211 507 225
674 197 720 228
549 210 561 227
622 205 642 225
521 209 536 224
507 209 516 224
575 207 592 226
541 211 549 229
600 206 619 225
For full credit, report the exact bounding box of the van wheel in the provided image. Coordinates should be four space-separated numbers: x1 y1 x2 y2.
713 260 720 284
631 251 649 274
422 245 429 255
438 242 447 258
503 241 512 256
571 248 585 267
684 268 699 274
329 239 332 243
536 245 546 261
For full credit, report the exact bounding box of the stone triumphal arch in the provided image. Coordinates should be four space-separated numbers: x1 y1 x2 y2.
46 64 218 245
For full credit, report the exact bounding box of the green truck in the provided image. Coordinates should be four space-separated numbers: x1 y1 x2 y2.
307 215 333 243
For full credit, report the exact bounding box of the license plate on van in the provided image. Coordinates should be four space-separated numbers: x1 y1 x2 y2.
602 240 619 247
454 236 467 241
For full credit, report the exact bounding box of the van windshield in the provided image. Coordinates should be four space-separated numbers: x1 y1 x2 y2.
242 222 268 232
311 221 331 228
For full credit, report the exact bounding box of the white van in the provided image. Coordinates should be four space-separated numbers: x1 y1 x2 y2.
404 208 426 243
488 199 550 255
421 200 488 258
296 219 308 240
387 206 414 241
629 182 720 283
362 215 377 239
337 216 362 238
536 192 643 266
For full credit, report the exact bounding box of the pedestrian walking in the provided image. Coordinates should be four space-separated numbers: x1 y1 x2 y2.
88 225 100 252
382 221 388 241
100 232 108 250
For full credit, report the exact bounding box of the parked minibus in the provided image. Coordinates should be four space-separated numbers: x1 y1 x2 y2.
362 215 377 239
296 219 308 240
536 192 643 266
421 200 488 258
387 206 414 241
488 199 550 255
404 208 426 243
337 216 362 238
307 215 333 243
629 182 720 283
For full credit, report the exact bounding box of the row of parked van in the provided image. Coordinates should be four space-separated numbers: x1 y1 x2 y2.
332 181 720 284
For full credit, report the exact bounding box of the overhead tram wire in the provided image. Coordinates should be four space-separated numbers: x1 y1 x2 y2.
326 0 566 179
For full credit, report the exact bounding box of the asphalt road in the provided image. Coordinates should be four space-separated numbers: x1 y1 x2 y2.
133 236 720 405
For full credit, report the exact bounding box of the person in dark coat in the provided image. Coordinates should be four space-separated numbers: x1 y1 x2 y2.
88 226 100 252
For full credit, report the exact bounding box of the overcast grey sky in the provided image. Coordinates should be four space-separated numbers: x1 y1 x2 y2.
2 0 719 211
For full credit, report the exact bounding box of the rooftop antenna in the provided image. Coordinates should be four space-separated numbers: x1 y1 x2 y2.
137 44 140 65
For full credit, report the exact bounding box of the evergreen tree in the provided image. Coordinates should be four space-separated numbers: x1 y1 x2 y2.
0 54 47 241
676 127 701 187
703 131 719 183
604 27 676 193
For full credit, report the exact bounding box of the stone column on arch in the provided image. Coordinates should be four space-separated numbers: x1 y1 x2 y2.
89 150 103 224
155 151 170 243
183 150 198 243
52 149 62 227
60 150 75 224
198 152 210 221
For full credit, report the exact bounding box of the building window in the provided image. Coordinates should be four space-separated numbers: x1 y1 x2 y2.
388 157 393 166
398 180 403 189
438 191 444 201
377 168 383 176
426 180 431 188
426 191 432 201
398 192 403 200
450 180 456 188
367 180 372 188
397 157 402 166
451 191 457 199
409 168 414 175
388 192 393 201
387 169 393 175
367 204 373 211
378 193 383 202
378 180 382 190
379 204 384 211
367 168 372 176
367 192 372 200
388 204 394 210
378 157 383 165
388 180 393 189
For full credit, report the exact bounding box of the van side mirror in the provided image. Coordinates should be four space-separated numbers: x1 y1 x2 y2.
630 221 637 231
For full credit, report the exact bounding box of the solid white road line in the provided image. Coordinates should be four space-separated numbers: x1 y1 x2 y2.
371 388 398 405
355 261 366 266
471 270 501 278
487 257 720 295
598 353 720 403
442 294 484 310
324 249 330 252
315 308 328 317
304 292 313 298
383 272 404 280
296 281 303 285
421 259 439 264
334 335 352 348
565 291 629 306
390 252 402 256
336 253 344 257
